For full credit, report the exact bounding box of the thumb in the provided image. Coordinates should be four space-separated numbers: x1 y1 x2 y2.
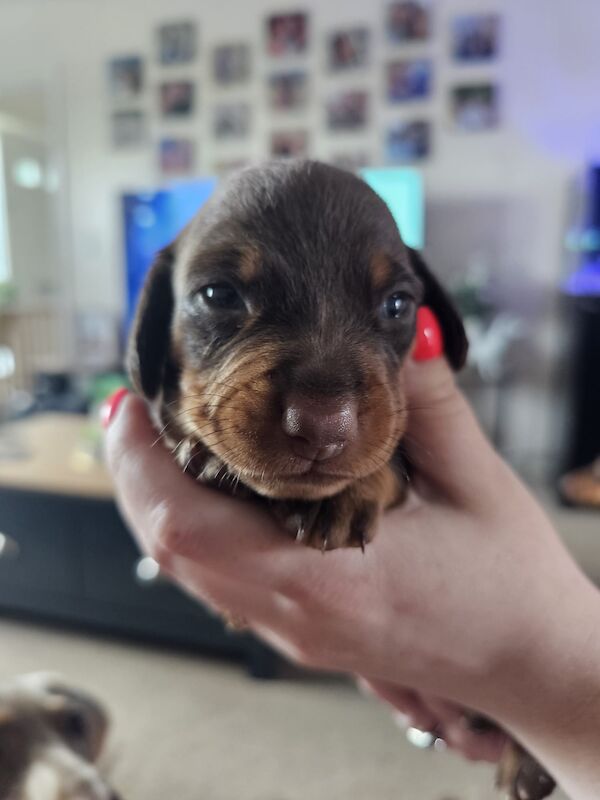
403 310 500 505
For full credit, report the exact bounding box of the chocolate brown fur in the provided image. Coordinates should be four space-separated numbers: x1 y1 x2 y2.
129 160 466 546
128 159 553 799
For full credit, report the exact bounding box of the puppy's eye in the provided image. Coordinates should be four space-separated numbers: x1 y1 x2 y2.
61 710 87 739
381 291 414 320
199 283 245 311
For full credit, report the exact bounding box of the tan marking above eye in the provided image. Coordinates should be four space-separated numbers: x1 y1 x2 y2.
238 245 262 283
370 253 392 290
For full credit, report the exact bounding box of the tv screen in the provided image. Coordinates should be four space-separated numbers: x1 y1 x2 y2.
123 178 216 331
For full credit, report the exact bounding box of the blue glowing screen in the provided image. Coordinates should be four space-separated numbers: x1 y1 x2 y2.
360 167 424 250
123 178 216 332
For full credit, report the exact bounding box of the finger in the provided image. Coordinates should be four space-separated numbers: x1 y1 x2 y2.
104 394 297 573
419 696 506 763
169 556 318 667
402 357 503 505
169 555 287 628
357 678 440 732
442 721 507 763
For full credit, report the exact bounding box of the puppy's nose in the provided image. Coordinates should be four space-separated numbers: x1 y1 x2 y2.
282 394 358 461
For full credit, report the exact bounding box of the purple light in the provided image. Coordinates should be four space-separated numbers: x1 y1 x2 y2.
562 259 600 297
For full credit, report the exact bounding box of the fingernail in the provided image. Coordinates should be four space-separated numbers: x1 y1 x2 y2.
412 306 444 361
100 388 129 429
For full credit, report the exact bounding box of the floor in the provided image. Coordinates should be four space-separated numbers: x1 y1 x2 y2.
0 618 500 800
0 492 591 800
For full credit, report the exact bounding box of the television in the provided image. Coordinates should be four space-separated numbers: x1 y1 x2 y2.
122 168 425 332
122 178 216 331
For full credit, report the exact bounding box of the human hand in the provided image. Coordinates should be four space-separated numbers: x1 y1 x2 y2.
104 309 600 798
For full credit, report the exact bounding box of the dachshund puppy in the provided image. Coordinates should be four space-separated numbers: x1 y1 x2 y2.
128 159 555 799
128 159 467 549
0 673 119 800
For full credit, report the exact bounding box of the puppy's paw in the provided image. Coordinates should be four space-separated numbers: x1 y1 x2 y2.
496 741 556 800
276 491 378 552
275 464 406 551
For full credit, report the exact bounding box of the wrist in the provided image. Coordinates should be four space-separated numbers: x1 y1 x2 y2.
487 569 600 797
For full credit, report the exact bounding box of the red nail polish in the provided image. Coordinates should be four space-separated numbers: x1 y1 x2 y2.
100 388 129 429
413 306 444 361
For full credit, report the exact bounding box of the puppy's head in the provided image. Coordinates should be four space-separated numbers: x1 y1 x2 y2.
129 160 467 500
0 673 117 799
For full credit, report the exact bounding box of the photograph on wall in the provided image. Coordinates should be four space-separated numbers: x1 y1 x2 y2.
160 81 195 117
213 43 251 85
326 90 368 131
111 111 146 148
108 56 144 100
387 59 432 102
451 84 499 131
269 72 308 110
159 138 195 175
386 1 431 43
386 120 430 162
271 130 309 158
214 103 250 139
328 27 369 71
158 21 197 65
328 151 371 171
267 12 308 56
452 14 500 62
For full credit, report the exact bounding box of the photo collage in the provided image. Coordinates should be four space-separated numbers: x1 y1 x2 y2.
107 3 501 177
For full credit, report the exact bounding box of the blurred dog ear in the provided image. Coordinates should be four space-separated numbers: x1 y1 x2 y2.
42 688 108 763
128 246 175 400
409 247 468 371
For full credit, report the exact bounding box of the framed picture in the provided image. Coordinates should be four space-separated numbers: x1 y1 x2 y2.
108 56 144 100
159 138 195 175
160 81 195 117
269 72 308 110
214 103 250 139
271 130 309 158
267 12 308 56
452 14 500 62
213 43 251 85
386 1 431 43
326 91 369 131
451 84 499 131
111 111 146 148
387 59 432 102
328 28 369 71
158 21 197 65
386 120 430 162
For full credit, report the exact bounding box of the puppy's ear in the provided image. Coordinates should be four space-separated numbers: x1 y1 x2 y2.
43 691 108 763
128 246 175 400
408 247 468 371
0 705 14 729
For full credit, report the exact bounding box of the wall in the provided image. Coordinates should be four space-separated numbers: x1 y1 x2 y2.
0 0 599 471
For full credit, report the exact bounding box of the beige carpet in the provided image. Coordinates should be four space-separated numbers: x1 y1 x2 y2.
0 617 505 800
0 490 590 799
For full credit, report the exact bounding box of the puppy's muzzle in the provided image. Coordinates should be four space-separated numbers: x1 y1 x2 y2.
282 393 358 462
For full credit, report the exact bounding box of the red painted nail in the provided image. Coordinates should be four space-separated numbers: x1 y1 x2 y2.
413 306 444 361
100 388 129 429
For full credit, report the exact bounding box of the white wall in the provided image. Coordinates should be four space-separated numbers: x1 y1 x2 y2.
0 0 599 472
1 0 597 311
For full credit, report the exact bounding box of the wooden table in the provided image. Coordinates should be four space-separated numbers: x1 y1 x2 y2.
0 413 113 499
0 413 277 677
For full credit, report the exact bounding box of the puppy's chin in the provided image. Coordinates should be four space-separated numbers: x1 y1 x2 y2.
245 471 352 501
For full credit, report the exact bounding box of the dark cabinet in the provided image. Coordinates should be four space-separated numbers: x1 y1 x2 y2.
0 487 278 678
